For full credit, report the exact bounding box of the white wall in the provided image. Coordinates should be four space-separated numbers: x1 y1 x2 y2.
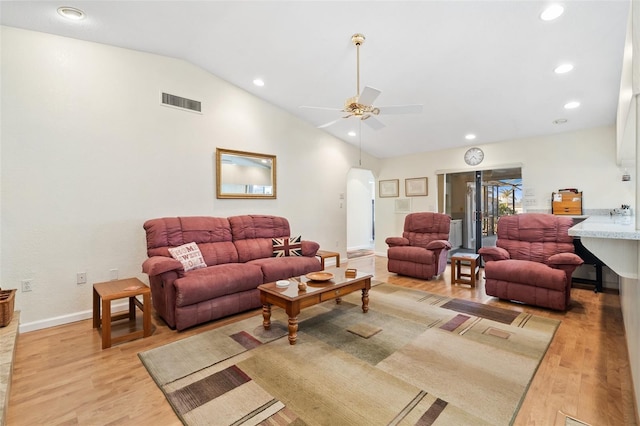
0 26 379 329
622 0 640 417
374 126 634 254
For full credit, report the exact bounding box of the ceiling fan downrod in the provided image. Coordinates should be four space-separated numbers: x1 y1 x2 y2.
352 33 365 98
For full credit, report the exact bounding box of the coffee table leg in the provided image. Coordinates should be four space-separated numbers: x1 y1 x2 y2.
361 288 369 313
288 316 298 345
262 304 271 330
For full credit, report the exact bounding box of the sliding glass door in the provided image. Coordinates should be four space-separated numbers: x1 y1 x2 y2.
439 167 522 256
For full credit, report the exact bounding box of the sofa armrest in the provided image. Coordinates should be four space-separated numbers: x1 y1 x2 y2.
426 239 452 251
302 240 320 257
142 256 183 276
386 237 410 247
478 246 511 262
548 253 584 267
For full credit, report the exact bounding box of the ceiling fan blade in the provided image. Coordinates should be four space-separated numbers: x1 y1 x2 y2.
358 86 382 106
376 105 424 115
362 115 385 130
317 118 342 129
299 105 343 112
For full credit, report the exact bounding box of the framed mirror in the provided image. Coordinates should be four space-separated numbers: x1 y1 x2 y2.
216 148 276 199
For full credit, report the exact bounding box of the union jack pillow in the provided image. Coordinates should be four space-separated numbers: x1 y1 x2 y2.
272 235 302 257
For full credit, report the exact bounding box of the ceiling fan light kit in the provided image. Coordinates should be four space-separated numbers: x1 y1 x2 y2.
300 33 423 131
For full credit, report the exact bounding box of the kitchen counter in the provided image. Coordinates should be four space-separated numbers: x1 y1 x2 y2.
569 215 639 279
568 214 640 240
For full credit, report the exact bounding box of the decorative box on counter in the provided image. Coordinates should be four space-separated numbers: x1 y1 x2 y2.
552 189 582 215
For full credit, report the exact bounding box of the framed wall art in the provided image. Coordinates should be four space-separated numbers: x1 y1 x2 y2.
405 177 428 197
216 148 276 199
379 179 399 198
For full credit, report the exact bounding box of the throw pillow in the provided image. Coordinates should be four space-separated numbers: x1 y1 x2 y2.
272 235 302 257
168 242 207 272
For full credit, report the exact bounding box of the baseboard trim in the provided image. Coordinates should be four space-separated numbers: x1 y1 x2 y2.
19 301 130 333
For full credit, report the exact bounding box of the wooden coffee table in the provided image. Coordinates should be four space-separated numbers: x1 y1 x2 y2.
259 268 372 345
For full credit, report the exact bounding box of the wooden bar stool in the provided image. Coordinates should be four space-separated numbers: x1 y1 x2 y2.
450 253 481 288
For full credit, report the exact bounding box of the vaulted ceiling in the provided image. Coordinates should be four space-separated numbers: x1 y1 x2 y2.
0 1 630 158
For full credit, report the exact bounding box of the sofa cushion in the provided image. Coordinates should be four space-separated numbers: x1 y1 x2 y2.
144 216 239 266
248 256 322 283
230 215 292 262
387 246 435 265
496 214 576 264
485 259 566 291
173 263 263 307
168 242 207 272
272 235 302 257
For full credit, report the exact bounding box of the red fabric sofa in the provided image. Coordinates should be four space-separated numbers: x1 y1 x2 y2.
142 215 321 330
478 213 583 311
385 212 452 280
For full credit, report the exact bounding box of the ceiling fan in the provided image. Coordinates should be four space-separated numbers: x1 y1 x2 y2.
300 33 423 131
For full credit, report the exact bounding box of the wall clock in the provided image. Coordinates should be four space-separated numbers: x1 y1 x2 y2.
464 147 484 166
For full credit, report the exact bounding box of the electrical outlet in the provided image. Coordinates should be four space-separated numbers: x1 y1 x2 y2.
109 269 119 281
77 272 87 285
21 279 33 292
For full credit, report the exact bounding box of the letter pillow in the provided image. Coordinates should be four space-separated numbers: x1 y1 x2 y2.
272 235 302 257
168 242 207 271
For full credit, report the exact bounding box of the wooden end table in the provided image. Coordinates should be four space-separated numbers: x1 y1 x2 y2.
315 250 340 269
259 268 371 345
92 277 152 349
450 253 481 288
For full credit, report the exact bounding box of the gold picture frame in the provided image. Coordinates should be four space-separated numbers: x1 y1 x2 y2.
216 148 276 199
405 177 428 197
379 179 399 198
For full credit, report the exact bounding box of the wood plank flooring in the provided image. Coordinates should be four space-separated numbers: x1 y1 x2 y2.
6 256 638 425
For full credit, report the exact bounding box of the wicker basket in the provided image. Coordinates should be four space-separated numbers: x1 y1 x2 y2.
0 288 17 327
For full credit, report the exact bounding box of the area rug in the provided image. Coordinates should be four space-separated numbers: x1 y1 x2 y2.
139 283 560 425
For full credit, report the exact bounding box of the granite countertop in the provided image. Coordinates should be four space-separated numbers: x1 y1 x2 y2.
568 215 640 240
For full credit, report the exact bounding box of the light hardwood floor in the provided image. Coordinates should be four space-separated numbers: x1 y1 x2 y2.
7 255 639 425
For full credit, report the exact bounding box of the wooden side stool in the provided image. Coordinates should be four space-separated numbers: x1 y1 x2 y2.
315 250 340 270
450 253 481 288
92 277 152 349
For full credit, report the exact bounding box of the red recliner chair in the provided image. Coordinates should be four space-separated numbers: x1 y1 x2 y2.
478 213 583 311
386 212 452 280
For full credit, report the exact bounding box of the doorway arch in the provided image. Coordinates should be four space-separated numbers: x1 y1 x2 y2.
346 168 375 254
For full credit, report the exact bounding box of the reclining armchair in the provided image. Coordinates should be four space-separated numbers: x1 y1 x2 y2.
386 212 452 280
478 213 583 311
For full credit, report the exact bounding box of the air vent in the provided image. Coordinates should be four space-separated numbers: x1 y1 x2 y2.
161 92 202 113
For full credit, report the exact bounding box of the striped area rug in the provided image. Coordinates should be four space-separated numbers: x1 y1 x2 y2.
139 283 559 425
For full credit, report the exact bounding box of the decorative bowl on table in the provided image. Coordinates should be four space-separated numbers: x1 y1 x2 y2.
305 272 334 282
275 280 290 288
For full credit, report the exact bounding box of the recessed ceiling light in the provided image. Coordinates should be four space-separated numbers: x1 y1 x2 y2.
540 4 564 21
553 118 568 124
465 134 476 140
253 79 265 87
57 6 85 20
554 64 574 74
348 131 356 137
564 101 580 109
